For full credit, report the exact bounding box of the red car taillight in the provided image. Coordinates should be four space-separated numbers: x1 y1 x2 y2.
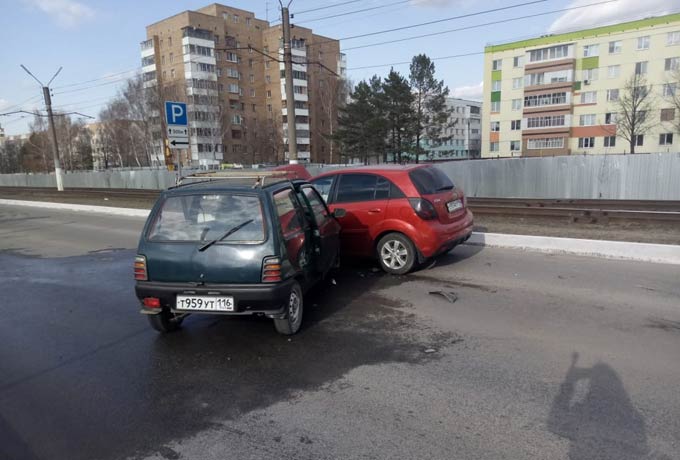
134 255 148 281
262 256 282 283
143 297 161 308
408 198 437 220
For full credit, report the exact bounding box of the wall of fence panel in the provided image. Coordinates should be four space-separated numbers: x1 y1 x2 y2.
1 153 679 199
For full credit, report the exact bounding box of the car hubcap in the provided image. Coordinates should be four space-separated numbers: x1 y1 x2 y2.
381 240 408 269
289 291 300 324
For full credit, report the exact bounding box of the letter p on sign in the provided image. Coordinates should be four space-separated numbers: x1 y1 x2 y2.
165 101 188 126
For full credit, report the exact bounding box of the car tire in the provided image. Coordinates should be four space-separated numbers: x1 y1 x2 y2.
377 233 416 275
274 281 304 335
147 309 184 333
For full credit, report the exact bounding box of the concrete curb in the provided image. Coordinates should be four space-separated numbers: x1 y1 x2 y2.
0 199 150 218
465 232 680 265
2 199 680 265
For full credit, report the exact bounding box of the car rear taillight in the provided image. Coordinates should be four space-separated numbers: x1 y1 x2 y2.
134 255 148 281
143 297 161 308
262 256 282 283
408 198 437 220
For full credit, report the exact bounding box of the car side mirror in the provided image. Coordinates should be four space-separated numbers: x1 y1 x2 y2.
333 208 346 218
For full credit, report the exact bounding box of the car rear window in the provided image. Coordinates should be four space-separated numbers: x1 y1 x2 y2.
409 167 454 195
147 194 265 243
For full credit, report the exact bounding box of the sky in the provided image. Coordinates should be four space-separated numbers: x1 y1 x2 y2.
0 0 677 136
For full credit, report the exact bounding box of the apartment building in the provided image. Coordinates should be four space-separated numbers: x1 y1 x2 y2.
482 13 680 157
423 98 482 160
141 3 344 167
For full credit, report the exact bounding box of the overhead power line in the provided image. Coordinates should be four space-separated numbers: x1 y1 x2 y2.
52 68 141 90
293 0 364 15
306 0 552 47
342 0 619 51
348 51 484 70
296 0 411 24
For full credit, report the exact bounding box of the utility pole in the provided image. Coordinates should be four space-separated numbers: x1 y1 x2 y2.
21 65 65 191
280 1 298 164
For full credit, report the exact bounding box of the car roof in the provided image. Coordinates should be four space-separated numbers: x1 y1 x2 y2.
164 178 307 195
314 164 429 178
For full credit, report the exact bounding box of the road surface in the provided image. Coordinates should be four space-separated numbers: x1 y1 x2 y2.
1 204 679 460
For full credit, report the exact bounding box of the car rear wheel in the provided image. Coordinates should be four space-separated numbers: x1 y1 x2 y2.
147 309 184 333
377 233 416 275
274 281 304 335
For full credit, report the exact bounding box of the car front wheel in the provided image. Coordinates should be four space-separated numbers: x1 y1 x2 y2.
274 281 304 335
377 233 416 275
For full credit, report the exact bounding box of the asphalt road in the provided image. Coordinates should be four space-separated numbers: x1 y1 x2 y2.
1 203 679 460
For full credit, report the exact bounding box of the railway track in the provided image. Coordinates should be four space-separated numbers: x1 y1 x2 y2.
1 187 680 223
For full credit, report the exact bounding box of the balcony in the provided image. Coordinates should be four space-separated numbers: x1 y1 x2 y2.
182 27 213 40
282 107 309 117
140 39 153 51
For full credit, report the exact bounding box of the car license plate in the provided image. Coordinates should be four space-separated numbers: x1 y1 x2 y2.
176 295 234 311
447 200 463 213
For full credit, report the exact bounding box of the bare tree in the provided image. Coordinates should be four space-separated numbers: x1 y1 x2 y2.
666 70 680 135
615 74 655 154
318 76 350 164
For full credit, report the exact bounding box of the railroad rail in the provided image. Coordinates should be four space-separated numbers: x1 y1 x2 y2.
1 187 680 223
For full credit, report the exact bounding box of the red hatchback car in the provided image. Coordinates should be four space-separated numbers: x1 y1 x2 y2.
311 165 474 274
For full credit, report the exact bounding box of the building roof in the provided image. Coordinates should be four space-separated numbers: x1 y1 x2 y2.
485 12 680 53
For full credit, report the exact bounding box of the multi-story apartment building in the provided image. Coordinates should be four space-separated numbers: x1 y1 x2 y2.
482 13 680 157
423 98 482 160
141 3 344 168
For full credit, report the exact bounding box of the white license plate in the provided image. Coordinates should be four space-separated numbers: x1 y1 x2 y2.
447 200 463 213
176 295 234 311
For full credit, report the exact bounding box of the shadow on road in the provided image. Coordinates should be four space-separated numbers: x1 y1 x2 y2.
547 352 656 460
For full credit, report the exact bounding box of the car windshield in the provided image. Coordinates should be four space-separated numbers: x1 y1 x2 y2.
409 167 454 195
147 194 265 243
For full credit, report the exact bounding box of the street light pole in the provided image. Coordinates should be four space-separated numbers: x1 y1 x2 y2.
21 65 65 191
280 1 298 164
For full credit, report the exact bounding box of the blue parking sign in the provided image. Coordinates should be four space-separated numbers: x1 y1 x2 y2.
165 101 187 126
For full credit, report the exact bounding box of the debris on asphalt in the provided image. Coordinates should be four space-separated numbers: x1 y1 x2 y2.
331 278 337 285
424 348 437 353
429 290 458 303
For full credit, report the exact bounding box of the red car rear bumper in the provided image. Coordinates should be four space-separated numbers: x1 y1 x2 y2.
412 209 474 258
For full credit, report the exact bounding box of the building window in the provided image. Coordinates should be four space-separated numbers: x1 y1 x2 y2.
491 101 500 112
635 61 648 75
226 52 238 63
170 69 175 79
529 44 570 62
490 121 500 132
525 69 572 86
267 104 272 112
605 112 618 124
661 108 676 121
513 56 524 67
579 114 596 126
168 37 172 47
582 68 598 82
228 83 239 93
492 59 502 70
578 137 595 148
492 80 501 91
161 55 165 65
606 89 619 101
266 75 271 83
604 136 616 147
512 99 522 111
637 36 650 50
634 135 644 146
510 141 521 151
489 142 499 152
524 92 567 107
583 44 599 57
660 133 674 145
169 53 174 64
663 83 677 97
512 77 523 89
247 74 254 83
246 17 252 27
227 68 239 79
232 115 242 125
607 65 620 79
668 31 680 46
527 137 564 149
580 91 597 104
265 61 270 69
511 120 521 130
162 70 166 79
233 14 239 23
665 57 680 71
250 88 255 97
608 40 622 54
216 68 222 77
249 59 254 69
222 12 229 20
266 90 272 98
527 115 565 128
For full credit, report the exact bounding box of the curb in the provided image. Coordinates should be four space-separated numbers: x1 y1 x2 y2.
2 199 679 265
465 232 680 265
0 199 150 218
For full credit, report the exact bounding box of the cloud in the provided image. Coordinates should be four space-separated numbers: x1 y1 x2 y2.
22 0 94 28
549 0 675 33
450 81 483 100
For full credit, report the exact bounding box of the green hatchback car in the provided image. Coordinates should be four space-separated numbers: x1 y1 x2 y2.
134 172 342 335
